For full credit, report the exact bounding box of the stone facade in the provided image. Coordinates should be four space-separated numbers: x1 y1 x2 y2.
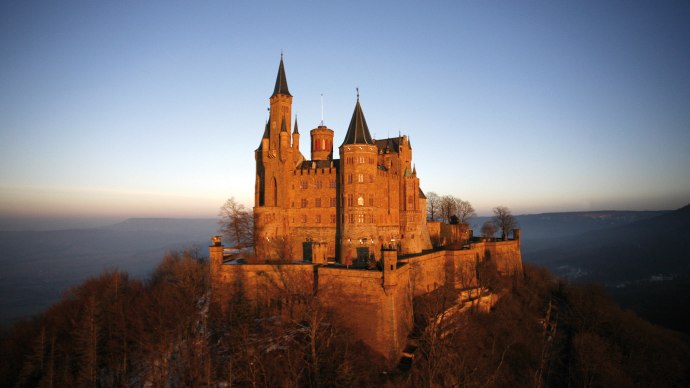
254 57 431 264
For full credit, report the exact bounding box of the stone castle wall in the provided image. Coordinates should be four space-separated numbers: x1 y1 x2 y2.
210 236 521 363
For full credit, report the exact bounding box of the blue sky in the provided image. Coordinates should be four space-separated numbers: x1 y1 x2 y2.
1 1 689 228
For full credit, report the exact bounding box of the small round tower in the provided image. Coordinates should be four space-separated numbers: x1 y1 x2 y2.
310 125 334 160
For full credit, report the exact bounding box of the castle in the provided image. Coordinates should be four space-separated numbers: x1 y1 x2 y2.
210 57 523 364
253 56 430 264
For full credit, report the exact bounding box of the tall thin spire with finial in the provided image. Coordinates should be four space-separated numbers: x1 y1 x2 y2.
272 54 291 97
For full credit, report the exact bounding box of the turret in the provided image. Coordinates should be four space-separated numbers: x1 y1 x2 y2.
382 246 398 289
311 125 334 160
279 116 288 161
292 118 300 151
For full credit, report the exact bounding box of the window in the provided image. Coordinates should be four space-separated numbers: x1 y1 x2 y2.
300 180 308 189
369 194 374 206
329 180 336 188
316 180 323 189
349 214 354 224
330 214 336 223
369 174 374 183
316 215 321 224
330 197 336 207
358 196 364 206
347 194 354 206
301 215 307 223
301 198 308 208
358 174 364 183
315 198 321 207
357 214 364 223
348 174 353 184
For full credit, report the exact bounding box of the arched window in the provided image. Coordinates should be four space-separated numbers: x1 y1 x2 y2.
272 177 278 206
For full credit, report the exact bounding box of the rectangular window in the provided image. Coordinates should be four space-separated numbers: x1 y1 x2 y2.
330 214 336 223
369 174 374 183
349 214 354 224
369 194 374 206
316 180 323 189
316 215 321 224
329 180 336 188
357 214 364 223
358 174 364 183
301 198 308 208
348 174 353 184
315 198 321 207
330 197 336 207
301 215 307 223
347 194 354 206
300 180 308 189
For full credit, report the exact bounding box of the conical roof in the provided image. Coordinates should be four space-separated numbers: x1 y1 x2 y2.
272 56 291 97
341 99 373 145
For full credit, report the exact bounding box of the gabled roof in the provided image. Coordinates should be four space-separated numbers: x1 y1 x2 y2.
271 57 291 97
341 99 373 145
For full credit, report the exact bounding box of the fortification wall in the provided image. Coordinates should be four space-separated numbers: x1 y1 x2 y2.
209 236 521 363
472 240 523 275
402 239 522 296
318 265 413 362
210 259 314 312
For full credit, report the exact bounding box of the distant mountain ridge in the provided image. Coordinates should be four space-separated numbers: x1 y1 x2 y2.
472 210 669 242
523 205 690 333
0 217 219 324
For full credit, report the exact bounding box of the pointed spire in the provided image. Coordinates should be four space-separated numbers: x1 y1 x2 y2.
272 55 291 97
280 115 287 132
263 119 270 139
413 164 417 175
341 98 373 145
293 117 299 134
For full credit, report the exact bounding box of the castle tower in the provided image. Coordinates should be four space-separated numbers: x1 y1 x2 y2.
310 125 334 160
254 56 296 258
338 97 379 264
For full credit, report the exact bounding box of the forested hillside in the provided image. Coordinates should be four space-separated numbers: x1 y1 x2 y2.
1 250 687 387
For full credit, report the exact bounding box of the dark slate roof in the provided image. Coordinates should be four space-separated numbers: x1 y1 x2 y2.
258 120 270 149
298 159 340 169
272 57 292 97
280 116 287 132
262 120 270 139
419 188 426 199
293 118 299 134
341 99 373 145
374 137 401 153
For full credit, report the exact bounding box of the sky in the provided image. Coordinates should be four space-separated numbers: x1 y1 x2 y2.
1 1 689 229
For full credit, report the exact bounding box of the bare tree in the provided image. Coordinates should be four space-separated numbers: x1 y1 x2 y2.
426 192 441 221
493 206 517 240
439 195 457 223
454 198 476 225
219 197 254 248
481 221 497 238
